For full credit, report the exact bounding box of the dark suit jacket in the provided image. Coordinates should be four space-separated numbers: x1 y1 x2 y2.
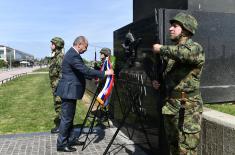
56 47 105 99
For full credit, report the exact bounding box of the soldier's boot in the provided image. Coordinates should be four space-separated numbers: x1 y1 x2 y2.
51 118 60 134
51 126 59 134
51 96 62 134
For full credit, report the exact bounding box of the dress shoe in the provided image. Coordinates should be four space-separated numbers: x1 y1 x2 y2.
68 139 85 146
57 146 77 152
51 126 59 134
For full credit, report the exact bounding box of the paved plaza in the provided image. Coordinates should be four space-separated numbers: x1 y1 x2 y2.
0 127 148 155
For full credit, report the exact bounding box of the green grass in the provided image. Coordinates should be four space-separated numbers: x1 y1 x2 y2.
33 67 49 72
0 74 88 134
205 103 235 116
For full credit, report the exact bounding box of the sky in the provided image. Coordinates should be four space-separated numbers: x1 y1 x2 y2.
0 0 132 60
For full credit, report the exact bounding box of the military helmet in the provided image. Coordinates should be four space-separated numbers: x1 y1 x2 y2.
51 37 64 49
100 48 111 56
170 12 198 35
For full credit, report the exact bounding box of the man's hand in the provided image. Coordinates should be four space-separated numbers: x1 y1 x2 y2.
152 44 162 54
105 69 114 76
152 80 160 90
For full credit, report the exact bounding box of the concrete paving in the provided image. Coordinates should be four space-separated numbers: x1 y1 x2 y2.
0 127 148 155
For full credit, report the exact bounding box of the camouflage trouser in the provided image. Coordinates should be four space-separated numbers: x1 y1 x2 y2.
51 85 62 126
164 111 201 155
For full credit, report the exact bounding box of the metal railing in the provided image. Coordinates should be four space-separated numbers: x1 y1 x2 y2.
0 73 27 85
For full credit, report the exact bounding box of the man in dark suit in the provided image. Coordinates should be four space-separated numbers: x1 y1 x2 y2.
56 36 114 152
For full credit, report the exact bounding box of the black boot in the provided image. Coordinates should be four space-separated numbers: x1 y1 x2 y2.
51 126 60 134
51 119 60 134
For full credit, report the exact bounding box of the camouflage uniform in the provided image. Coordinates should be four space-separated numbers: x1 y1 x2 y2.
49 37 64 128
94 48 116 70
159 13 205 155
97 48 116 119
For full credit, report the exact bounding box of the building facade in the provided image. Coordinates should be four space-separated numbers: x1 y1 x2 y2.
0 45 34 63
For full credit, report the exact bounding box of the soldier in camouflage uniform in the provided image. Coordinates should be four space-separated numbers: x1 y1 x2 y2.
49 37 64 134
100 48 116 69
95 48 116 121
94 48 116 70
152 13 205 155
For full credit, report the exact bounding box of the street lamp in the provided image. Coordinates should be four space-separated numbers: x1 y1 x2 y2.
9 50 12 70
26 56 28 67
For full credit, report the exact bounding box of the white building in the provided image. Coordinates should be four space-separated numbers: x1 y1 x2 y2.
0 45 34 62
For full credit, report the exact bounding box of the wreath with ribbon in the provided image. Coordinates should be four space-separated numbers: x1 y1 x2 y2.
96 57 114 106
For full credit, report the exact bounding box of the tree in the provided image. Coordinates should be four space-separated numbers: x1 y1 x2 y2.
0 60 7 68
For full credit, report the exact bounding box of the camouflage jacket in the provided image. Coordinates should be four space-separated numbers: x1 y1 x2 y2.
94 56 116 70
160 39 205 115
49 50 64 82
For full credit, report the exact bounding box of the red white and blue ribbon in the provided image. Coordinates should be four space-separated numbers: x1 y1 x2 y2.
96 57 114 106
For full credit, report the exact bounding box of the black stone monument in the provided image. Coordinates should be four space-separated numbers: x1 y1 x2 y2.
109 0 235 154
